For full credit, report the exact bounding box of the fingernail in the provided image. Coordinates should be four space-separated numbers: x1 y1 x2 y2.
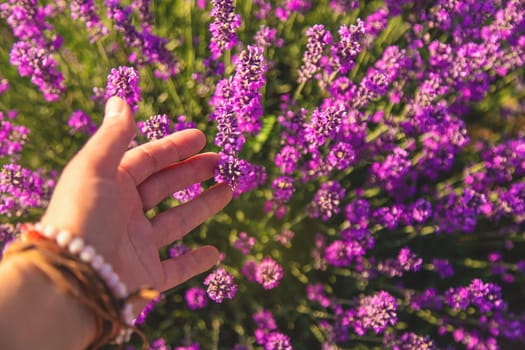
105 96 126 118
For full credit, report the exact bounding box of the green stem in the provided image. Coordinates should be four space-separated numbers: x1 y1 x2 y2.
211 317 222 350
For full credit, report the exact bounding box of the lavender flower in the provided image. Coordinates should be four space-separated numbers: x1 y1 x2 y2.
233 232 256 254
468 278 505 313
0 110 30 159
407 198 432 224
173 183 202 203
445 286 471 311
174 343 200 350
106 1 179 78
275 0 312 21
147 338 170 350
0 223 16 259
364 8 389 42
274 176 295 201
308 180 346 221
432 259 454 279
209 0 241 59
138 114 171 140
0 163 56 217
232 45 267 134
241 260 258 282
169 242 191 258
185 287 208 310
370 147 411 195
326 142 356 171
345 198 370 228
204 267 237 303
324 240 364 267
134 294 162 325
252 0 272 20
298 24 332 83
306 283 331 308
254 25 284 48
264 332 292 350
0 77 9 94
172 115 197 132
214 107 245 154
215 153 266 196
275 229 294 246
70 0 108 42
330 20 365 74
105 66 141 112
385 332 436 350
354 291 398 335
67 110 97 136
9 41 65 101
255 257 284 290
329 0 359 14
275 146 301 175
397 247 422 272
304 103 346 151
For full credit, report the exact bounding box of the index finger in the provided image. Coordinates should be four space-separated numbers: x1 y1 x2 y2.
119 129 206 185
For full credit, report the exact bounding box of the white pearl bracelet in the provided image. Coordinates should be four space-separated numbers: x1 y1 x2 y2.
34 223 134 344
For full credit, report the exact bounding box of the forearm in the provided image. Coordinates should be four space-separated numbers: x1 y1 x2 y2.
0 255 95 350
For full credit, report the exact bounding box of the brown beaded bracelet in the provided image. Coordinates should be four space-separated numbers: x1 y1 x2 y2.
2 223 159 349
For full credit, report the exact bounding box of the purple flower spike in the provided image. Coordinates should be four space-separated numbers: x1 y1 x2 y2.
209 0 241 60
105 66 141 112
255 257 284 290
354 291 398 335
264 332 293 350
204 267 237 303
233 232 256 254
185 287 208 310
138 114 171 141
298 24 332 83
308 180 346 221
67 110 97 136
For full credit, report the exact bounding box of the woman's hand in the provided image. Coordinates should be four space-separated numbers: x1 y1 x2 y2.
41 96 232 295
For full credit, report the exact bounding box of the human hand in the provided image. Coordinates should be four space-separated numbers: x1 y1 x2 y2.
40 96 232 298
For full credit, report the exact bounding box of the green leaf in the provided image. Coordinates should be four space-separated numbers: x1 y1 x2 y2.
247 114 276 153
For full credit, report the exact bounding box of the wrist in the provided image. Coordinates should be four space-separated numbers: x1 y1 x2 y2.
0 254 96 350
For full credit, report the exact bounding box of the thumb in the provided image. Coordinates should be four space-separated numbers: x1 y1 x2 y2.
79 96 136 176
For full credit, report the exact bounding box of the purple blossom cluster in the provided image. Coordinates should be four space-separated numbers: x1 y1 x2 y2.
445 279 506 313
211 45 268 195
255 256 284 290
233 232 256 254
203 267 237 303
209 0 241 60
1 0 65 101
67 110 97 136
185 286 208 310
69 0 108 42
353 291 398 335
133 294 163 326
0 111 30 159
253 309 293 350
0 76 9 95
0 163 56 217
105 66 141 112
0 223 16 259
105 0 179 79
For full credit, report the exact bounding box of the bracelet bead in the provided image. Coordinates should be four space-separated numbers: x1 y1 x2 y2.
56 230 72 248
68 237 84 254
79 245 95 263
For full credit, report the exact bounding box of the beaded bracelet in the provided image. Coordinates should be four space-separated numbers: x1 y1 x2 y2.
24 223 135 345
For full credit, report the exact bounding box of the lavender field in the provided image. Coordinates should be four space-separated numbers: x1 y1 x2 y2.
1 0 525 349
